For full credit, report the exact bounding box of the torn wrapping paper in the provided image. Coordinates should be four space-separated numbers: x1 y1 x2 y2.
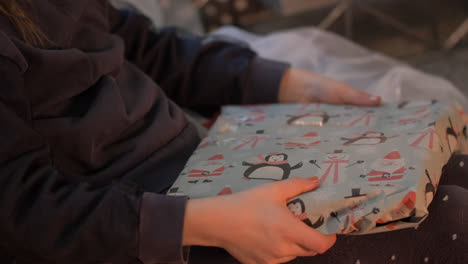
168 101 468 235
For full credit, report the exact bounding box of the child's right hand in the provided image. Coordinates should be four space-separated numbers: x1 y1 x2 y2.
183 177 336 264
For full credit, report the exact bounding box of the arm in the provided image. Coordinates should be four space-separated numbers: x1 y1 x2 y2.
0 57 187 263
107 5 288 114
106 3 381 110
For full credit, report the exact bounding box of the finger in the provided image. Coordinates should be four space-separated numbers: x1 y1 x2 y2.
299 251 318 257
271 177 320 201
337 84 381 106
276 256 297 263
287 243 318 257
291 226 337 254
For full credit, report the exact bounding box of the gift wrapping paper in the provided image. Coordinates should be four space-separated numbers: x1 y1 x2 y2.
168 100 468 234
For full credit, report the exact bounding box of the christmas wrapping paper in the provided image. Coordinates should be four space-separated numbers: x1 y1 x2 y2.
168 101 468 235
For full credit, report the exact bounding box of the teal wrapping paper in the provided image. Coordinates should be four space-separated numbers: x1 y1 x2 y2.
168 101 468 235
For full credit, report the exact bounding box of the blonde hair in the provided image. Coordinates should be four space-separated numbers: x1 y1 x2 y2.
0 0 49 46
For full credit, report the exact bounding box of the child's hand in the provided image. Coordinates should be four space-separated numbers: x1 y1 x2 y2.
183 177 336 264
278 68 381 106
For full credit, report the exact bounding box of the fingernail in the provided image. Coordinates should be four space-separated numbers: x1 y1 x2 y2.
310 176 319 182
370 96 380 102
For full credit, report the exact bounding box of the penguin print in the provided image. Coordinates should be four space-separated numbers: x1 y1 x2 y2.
242 153 303 181
341 131 396 146
287 198 324 229
397 100 437 109
286 112 339 126
446 118 458 154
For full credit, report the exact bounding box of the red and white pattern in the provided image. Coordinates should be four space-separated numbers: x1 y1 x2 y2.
398 108 431 124
232 135 269 150
217 186 232 196
409 127 441 151
367 151 406 182
294 212 308 221
341 203 366 234
346 112 375 127
284 131 320 148
242 109 268 123
377 191 416 229
320 152 349 185
188 154 225 177
252 154 288 165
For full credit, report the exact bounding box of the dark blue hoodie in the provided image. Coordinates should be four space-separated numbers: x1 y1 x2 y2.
0 1 288 263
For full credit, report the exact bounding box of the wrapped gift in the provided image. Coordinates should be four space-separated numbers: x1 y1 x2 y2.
168 101 468 234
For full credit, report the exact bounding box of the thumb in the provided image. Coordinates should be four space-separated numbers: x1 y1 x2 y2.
275 177 320 201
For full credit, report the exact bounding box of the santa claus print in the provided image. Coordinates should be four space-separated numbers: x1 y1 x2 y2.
287 198 324 229
188 154 225 177
408 122 442 152
341 131 397 146
242 153 303 181
283 131 320 149
367 151 407 182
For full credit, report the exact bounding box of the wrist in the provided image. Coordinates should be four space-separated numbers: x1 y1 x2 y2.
182 196 229 247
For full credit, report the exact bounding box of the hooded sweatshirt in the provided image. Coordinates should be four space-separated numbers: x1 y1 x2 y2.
0 1 288 263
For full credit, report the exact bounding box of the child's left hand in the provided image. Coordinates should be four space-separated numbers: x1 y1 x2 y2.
278 68 381 106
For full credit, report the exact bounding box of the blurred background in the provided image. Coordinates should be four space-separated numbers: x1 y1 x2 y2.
111 0 468 97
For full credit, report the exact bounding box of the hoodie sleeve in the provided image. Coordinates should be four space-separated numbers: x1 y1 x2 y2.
0 54 188 263
106 4 289 114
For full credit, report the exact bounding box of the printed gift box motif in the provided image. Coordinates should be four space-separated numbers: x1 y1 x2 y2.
169 101 468 235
